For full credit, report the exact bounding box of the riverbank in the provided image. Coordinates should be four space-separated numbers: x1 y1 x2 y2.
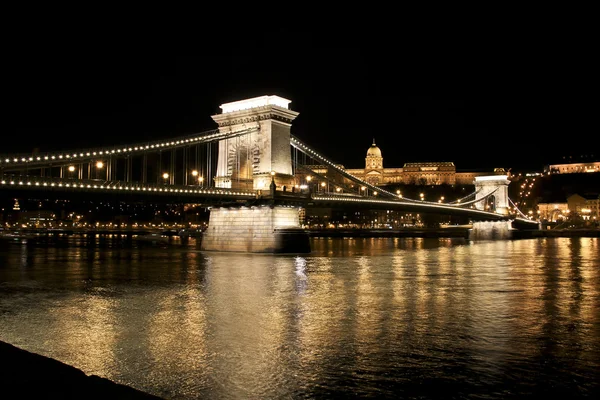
306 228 600 239
511 228 600 238
307 228 470 238
0 341 162 399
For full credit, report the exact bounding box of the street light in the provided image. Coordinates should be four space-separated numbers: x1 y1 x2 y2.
198 176 204 187
162 172 169 184
190 170 199 187
94 161 104 179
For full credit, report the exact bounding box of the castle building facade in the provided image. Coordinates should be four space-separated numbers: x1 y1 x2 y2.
341 140 489 186
545 161 600 174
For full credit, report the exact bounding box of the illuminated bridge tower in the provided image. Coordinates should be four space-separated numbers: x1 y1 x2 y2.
471 174 513 239
201 95 310 253
474 174 510 215
211 95 298 191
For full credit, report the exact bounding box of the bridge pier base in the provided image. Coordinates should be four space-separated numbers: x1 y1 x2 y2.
469 220 514 240
200 205 310 253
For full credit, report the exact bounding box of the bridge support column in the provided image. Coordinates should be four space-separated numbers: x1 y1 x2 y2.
469 220 514 240
200 205 310 253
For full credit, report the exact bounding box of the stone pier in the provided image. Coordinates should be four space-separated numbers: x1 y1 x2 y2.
469 220 514 240
200 205 310 253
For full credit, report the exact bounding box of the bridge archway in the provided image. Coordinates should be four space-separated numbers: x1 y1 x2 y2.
211 95 298 191
474 175 510 215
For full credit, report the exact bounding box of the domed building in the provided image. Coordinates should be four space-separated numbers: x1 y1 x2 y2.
341 140 488 186
364 139 384 185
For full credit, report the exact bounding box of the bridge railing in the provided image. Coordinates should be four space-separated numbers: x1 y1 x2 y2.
0 174 257 198
0 127 259 171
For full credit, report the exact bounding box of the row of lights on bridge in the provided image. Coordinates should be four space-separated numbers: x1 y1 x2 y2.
0 127 257 165
304 175 448 203
61 163 206 185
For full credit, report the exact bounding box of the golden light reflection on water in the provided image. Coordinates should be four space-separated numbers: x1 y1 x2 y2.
48 292 118 378
0 236 598 398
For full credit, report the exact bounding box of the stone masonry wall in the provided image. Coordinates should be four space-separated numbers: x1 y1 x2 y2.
201 206 301 252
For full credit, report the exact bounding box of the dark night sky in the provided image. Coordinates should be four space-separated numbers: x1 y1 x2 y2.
2 24 596 173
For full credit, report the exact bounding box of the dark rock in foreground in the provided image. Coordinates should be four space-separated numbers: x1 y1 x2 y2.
0 341 163 399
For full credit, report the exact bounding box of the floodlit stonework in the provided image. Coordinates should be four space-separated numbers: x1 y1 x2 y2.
212 95 298 191
545 161 600 174
474 175 511 215
339 141 494 186
200 206 309 253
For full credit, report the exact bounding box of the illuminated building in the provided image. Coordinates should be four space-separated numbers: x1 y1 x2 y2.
537 193 600 222
545 161 600 174
334 140 496 186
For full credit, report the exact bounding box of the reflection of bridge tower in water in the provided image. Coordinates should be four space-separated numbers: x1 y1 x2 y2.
211 95 297 190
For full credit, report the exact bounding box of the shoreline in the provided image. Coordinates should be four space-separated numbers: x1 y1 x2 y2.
0 341 162 399
306 228 600 239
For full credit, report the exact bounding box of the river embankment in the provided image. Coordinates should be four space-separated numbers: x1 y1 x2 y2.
306 228 600 239
0 341 162 399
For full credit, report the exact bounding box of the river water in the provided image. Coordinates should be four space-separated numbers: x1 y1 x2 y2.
0 235 598 399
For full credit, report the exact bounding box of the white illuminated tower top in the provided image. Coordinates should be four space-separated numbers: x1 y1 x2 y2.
220 95 291 113
212 94 298 190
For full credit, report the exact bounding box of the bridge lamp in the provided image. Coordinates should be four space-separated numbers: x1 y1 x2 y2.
336 187 341 192
420 193 424 201
191 170 198 177
162 173 169 183
68 165 75 172
198 176 204 186
93 161 104 179
373 191 378 196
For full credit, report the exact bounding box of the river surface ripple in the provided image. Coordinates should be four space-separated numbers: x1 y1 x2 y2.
1 236 599 399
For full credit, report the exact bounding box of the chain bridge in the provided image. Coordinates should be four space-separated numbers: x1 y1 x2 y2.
0 95 540 252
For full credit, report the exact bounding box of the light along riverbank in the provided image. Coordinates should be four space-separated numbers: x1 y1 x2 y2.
306 227 600 239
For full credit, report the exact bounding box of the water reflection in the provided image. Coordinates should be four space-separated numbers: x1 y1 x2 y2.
0 236 598 399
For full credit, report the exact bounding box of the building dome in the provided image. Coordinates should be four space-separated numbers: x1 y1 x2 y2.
366 139 382 157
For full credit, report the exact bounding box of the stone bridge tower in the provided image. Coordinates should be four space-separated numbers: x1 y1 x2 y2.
474 174 511 215
211 95 298 191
